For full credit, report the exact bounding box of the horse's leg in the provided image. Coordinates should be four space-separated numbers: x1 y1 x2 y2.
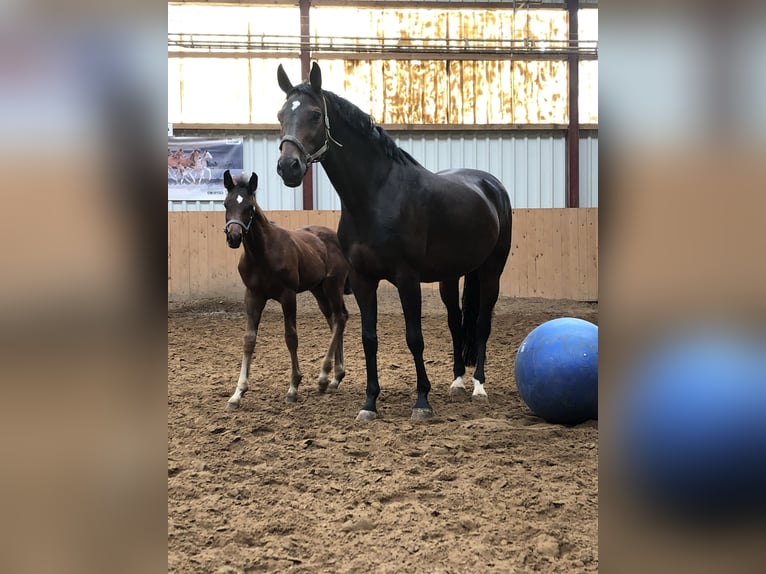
311 287 336 393
281 291 303 403
227 289 266 410
439 279 468 399
324 278 348 391
352 272 380 422
471 271 501 402
397 274 433 420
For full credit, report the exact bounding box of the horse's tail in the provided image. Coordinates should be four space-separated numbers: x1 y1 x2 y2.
343 276 352 295
461 270 480 367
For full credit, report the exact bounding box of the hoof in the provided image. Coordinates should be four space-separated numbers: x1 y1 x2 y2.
471 393 489 403
411 408 434 420
226 401 240 411
318 380 329 394
356 409 377 422
286 394 298 403
327 380 340 391
448 385 468 400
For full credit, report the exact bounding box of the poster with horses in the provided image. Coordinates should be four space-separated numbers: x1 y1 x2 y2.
168 137 243 201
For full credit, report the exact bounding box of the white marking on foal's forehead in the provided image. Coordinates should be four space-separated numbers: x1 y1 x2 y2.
236 195 244 204
291 100 301 111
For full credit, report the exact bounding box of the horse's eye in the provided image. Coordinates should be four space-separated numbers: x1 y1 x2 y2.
312 110 322 122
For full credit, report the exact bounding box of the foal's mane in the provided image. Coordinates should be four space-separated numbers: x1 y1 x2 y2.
289 84 421 168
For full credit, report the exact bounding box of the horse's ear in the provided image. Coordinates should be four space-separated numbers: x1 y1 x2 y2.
309 61 322 93
277 64 293 95
247 172 258 195
223 169 234 191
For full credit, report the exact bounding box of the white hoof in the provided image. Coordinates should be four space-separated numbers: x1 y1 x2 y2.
226 400 240 411
449 376 468 399
356 409 377 422
471 379 489 403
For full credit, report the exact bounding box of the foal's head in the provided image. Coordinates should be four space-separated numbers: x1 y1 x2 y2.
276 62 328 187
223 170 258 249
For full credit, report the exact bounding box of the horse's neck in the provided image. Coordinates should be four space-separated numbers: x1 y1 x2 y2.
321 112 395 215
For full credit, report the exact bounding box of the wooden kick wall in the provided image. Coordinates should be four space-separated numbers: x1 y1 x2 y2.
168 208 598 301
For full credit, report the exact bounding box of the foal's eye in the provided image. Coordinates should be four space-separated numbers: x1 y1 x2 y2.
311 110 322 122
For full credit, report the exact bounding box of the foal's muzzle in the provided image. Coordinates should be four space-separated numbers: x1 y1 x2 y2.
225 229 242 249
224 219 249 249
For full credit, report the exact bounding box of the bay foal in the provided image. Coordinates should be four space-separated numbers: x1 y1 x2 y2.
223 170 349 409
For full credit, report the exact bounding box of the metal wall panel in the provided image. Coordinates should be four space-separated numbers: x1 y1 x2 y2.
169 130 598 211
315 131 566 209
579 132 598 207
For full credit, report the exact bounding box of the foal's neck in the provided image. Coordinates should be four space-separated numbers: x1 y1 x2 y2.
242 204 272 256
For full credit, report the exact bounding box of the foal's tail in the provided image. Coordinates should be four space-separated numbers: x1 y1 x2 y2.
461 270 480 366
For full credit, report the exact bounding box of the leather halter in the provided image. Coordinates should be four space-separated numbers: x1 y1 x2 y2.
223 208 254 236
279 95 342 165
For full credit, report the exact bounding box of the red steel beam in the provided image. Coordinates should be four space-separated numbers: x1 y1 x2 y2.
300 0 314 210
567 0 580 208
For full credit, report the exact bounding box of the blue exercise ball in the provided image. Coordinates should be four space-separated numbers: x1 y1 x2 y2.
514 317 598 425
623 330 766 520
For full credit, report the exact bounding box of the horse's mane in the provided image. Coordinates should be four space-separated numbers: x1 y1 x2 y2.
289 84 421 168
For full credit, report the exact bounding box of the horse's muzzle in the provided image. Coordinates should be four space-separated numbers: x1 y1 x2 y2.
225 228 242 249
276 156 305 188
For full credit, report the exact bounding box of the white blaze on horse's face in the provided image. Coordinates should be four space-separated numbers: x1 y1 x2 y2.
236 195 244 204
291 100 301 111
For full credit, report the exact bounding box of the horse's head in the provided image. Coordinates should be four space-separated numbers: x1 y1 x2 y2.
276 62 329 187
223 170 258 249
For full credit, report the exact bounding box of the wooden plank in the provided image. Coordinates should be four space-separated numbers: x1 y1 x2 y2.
547 208 562 299
586 208 598 301
167 209 598 302
167 213 173 289
206 212 220 293
187 212 202 298
527 209 541 298
197 212 211 297
504 208 525 297
576 208 589 301
558 209 574 301
169 212 190 300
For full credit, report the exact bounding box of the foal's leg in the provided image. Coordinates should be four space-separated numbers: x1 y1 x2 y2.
397 274 433 420
439 279 468 399
325 278 349 391
311 288 338 393
281 292 303 403
227 290 266 410
352 273 380 422
471 272 501 402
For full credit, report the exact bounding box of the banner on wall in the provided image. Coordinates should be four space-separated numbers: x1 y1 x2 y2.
168 137 244 201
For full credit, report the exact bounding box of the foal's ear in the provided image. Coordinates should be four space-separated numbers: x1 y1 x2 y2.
247 172 258 195
309 61 322 93
223 169 234 191
277 64 293 95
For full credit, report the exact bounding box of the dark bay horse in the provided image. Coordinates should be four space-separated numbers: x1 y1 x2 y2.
276 63 512 421
222 169 350 409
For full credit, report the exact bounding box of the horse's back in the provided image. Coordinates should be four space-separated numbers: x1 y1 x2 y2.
436 168 512 218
